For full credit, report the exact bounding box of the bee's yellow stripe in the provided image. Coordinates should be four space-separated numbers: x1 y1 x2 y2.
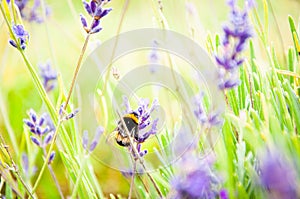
124 113 139 124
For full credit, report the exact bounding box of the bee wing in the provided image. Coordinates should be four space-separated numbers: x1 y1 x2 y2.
105 130 118 145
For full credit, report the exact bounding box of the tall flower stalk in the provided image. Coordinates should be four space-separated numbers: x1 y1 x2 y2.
216 0 255 89
29 0 113 195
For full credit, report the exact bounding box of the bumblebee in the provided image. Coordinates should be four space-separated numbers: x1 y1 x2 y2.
114 112 139 147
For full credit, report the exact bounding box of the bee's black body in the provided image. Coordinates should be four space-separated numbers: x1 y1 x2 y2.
115 112 139 147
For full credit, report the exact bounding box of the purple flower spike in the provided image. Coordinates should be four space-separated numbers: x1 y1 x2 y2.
80 0 112 34
193 92 222 127
22 153 29 174
260 150 297 199
24 109 54 149
215 0 254 90
119 96 159 158
170 154 220 199
89 126 104 151
39 61 57 92
219 189 229 199
8 0 50 23
9 25 29 50
82 126 104 152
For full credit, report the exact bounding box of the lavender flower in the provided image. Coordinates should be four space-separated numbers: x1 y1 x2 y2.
9 0 51 23
9 25 29 50
170 154 220 199
148 40 160 73
23 109 56 163
22 153 29 174
15 0 28 15
259 150 298 199
119 97 159 158
122 96 159 143
219 189 229 199
193 92 223 127
82 126 104 152
80 0 112 34
58 103 79 120
39 61 57 92
215 0 254 89
65 109 79 120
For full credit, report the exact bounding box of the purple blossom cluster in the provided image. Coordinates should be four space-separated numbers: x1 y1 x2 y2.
193 92 223 127
216 0 254 89
8 0 51 23
9 25 29 50
259 150 298 199
80 0 112 34
82 126 104 152
120 96 159 159
39 61 57 92
23 109 55 164
122 96 159 144
170 154 225 199
58 103 79 120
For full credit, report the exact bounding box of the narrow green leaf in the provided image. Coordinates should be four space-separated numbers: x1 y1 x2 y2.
5 184 13 199
287 48 295 85
284 82 300 132
288 15 300 57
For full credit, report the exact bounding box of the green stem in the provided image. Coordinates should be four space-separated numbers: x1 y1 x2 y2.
31 32 91 196
63 33 90 110
42 148 64 199
70 154 88 198
100 0 130 95
10 0 17 23
0 134 35 199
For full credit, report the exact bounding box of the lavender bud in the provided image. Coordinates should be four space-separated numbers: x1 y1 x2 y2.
80 14 88 31
41 126 50 135
139 149 147 157
90 26 102 34
29 109 37 123
90 1 97 13
9 40 17 48
36 126 42 136
30 136 40 146
65 109 79 120
43 132 53 146
89 126 104 151
22 153 29 174
48 151 55 164
94 7 103 19
59 103 64 116
82 130 89 150
38 115 45 126
219 189 229 199
99 8 112 18
83 1 93 16
91 19 100 30
23 119 35 129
